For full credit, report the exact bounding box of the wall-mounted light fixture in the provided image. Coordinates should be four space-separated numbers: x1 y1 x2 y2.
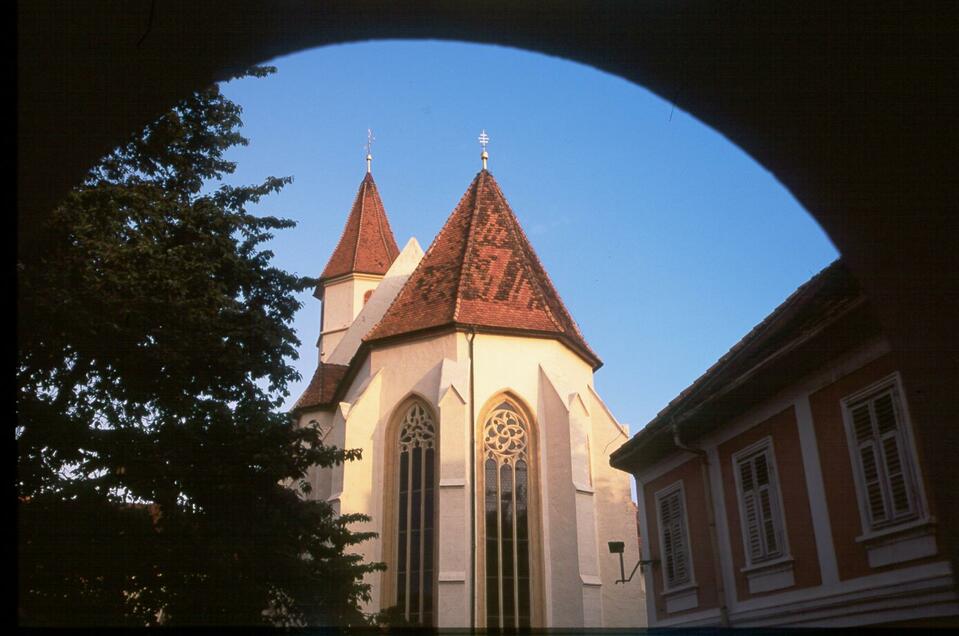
608 541 658 584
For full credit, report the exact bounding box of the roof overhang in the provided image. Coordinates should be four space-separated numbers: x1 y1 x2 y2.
365 322 603 370
610 293 878 473
313 271 388 299
291 320 604 415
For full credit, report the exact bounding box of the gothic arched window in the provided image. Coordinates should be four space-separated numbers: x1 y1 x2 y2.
482 398 534 628
394 401 436 625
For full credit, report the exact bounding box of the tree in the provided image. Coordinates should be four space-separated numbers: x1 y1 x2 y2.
16 66 383 626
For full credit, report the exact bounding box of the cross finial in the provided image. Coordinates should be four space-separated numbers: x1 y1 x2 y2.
366 128 375 173
478 129 490 170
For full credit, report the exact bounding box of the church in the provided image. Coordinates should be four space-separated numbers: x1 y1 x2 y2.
291 143 644 628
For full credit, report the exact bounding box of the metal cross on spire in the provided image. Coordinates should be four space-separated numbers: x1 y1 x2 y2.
478 129 490 170
366 128 375 173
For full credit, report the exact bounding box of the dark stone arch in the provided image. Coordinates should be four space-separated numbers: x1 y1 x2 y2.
18 0 958 585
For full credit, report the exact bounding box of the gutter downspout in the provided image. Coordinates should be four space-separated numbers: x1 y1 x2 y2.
671 422 730 627
467 328 477 627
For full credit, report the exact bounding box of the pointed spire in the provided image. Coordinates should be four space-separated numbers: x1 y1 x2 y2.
366 169 601 369
317 172 400 289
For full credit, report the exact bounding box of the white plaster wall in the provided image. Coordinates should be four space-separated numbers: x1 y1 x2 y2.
350 276 384 322
321 279 356 333
359 334 465 622
588 387 646 627
437 377 470 625
298 409 336 502
320 274 384 361
319 329 346 362
297 329 641 627
328 238 423 366
537 363 586 626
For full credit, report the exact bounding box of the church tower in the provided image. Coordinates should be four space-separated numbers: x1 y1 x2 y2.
315 172 399 361
293 146 644 629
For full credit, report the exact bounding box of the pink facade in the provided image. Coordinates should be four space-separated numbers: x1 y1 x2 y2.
612 262 958 627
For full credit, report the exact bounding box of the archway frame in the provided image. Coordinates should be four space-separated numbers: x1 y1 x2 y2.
17 0 958 593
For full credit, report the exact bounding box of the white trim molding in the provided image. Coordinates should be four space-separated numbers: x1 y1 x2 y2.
730 436 794 594
732 438 790 562
634 475 657 627
793 393 840 585
742 556 796 594
653 607 721 627
663 583 699 614
634 339 891 487
706 444 739 614
652 559 957 627
731 560 957 627
856 517 938 568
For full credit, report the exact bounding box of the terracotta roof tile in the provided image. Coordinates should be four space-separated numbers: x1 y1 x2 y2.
651 259 858 420
318 173 400 285
610 259 864 465
292 363 349 411
365 170 600 368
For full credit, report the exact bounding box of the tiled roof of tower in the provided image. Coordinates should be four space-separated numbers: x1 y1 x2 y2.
292 362 349 411
365 170 601 369
318 173 400 285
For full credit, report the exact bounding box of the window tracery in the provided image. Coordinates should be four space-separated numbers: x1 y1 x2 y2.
483 399 532 628
399 402 435 452
394 400 436 625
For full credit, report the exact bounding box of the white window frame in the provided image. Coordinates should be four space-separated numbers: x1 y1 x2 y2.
654 480 696 593
841 372 927 536
731 436 791 569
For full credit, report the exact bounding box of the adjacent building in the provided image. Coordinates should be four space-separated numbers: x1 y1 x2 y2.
610 261 957 627
292 160 644 628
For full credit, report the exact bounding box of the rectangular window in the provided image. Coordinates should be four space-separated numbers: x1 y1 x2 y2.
843 377 920 530
733 439 787 565
655 482 692 590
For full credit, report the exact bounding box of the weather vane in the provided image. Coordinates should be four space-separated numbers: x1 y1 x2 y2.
478 129 489 170
366 128 375 173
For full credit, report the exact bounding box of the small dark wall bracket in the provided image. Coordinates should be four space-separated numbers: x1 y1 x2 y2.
608 541 658 584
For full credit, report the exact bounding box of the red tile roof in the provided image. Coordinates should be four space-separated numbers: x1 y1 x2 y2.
318 173 400 287
292 363 349 411
610 259 867 468
650 260 859 420
365 170 600 369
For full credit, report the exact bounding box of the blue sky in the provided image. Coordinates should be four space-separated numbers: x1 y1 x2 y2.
216 40 838 437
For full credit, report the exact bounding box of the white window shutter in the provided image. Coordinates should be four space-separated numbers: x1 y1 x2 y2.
658 487 691 589
875 393 912 516
847 385 918 530
671 494 688 584
859 440 887 524
739 461 763 560
735 444 786 564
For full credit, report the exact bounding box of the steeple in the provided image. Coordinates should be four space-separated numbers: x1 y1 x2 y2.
366 170 601 369
315 171 400 361
317 172 400 291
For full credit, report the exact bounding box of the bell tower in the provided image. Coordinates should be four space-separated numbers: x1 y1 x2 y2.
315 166 399 361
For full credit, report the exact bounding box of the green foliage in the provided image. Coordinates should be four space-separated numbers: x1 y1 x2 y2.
17 66 383 626
371 605 415 628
